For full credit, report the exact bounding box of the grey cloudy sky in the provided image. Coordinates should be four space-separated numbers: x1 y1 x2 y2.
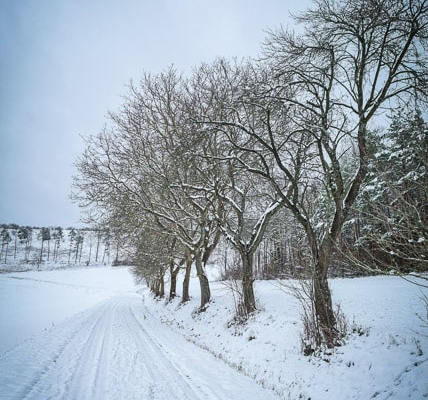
0 0 307 228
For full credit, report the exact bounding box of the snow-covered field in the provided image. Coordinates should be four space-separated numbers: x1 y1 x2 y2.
0 266 427 399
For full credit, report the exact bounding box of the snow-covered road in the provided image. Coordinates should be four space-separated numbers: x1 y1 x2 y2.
0 287 278 400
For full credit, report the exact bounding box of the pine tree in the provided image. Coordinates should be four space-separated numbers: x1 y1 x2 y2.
356 109 428 273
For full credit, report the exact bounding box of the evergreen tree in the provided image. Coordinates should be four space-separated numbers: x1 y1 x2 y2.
52 227 64 262
1 228 11 263
355 109 428 273
38 227 51 264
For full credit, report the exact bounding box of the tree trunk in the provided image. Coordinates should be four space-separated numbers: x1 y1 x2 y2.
88 239 92 264
151 278 160 297
4 242 9 263
169 261 180 300
0 242 4 263
240 246 257 314
25 238 31 261
13 235 17 259
151 269 165 298
303 226 339 348
194 250 210 310
74 242 79 264
313 268 337 348
150 280 158 296
39 240 44 266
68 244 72 264
95 232 101 262
182 252 192 303
312 244 338 348
159 273 165 298
115 241 119 264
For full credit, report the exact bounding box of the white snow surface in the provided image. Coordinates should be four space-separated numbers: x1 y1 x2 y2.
0 267 277 399
0 266 427 400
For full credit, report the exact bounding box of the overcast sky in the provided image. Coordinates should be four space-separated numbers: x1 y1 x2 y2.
0 0 308 228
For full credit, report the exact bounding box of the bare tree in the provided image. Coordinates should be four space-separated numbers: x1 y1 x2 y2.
185 60 284 315
261 0 427 347
72 67 222 309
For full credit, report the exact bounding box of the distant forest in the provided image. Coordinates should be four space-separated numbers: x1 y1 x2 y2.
0 224 129 269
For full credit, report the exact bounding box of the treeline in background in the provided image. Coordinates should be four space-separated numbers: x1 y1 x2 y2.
0 224 129 271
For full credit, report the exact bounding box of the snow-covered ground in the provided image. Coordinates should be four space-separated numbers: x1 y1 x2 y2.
0 267 277 399
0 266 427 399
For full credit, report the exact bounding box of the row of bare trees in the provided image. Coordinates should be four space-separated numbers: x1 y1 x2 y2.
72 0 427 349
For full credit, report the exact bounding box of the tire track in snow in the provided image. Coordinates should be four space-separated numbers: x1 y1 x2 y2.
121 300 205 400
0 299 113 400
64 299 117 400
20 299 115 400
